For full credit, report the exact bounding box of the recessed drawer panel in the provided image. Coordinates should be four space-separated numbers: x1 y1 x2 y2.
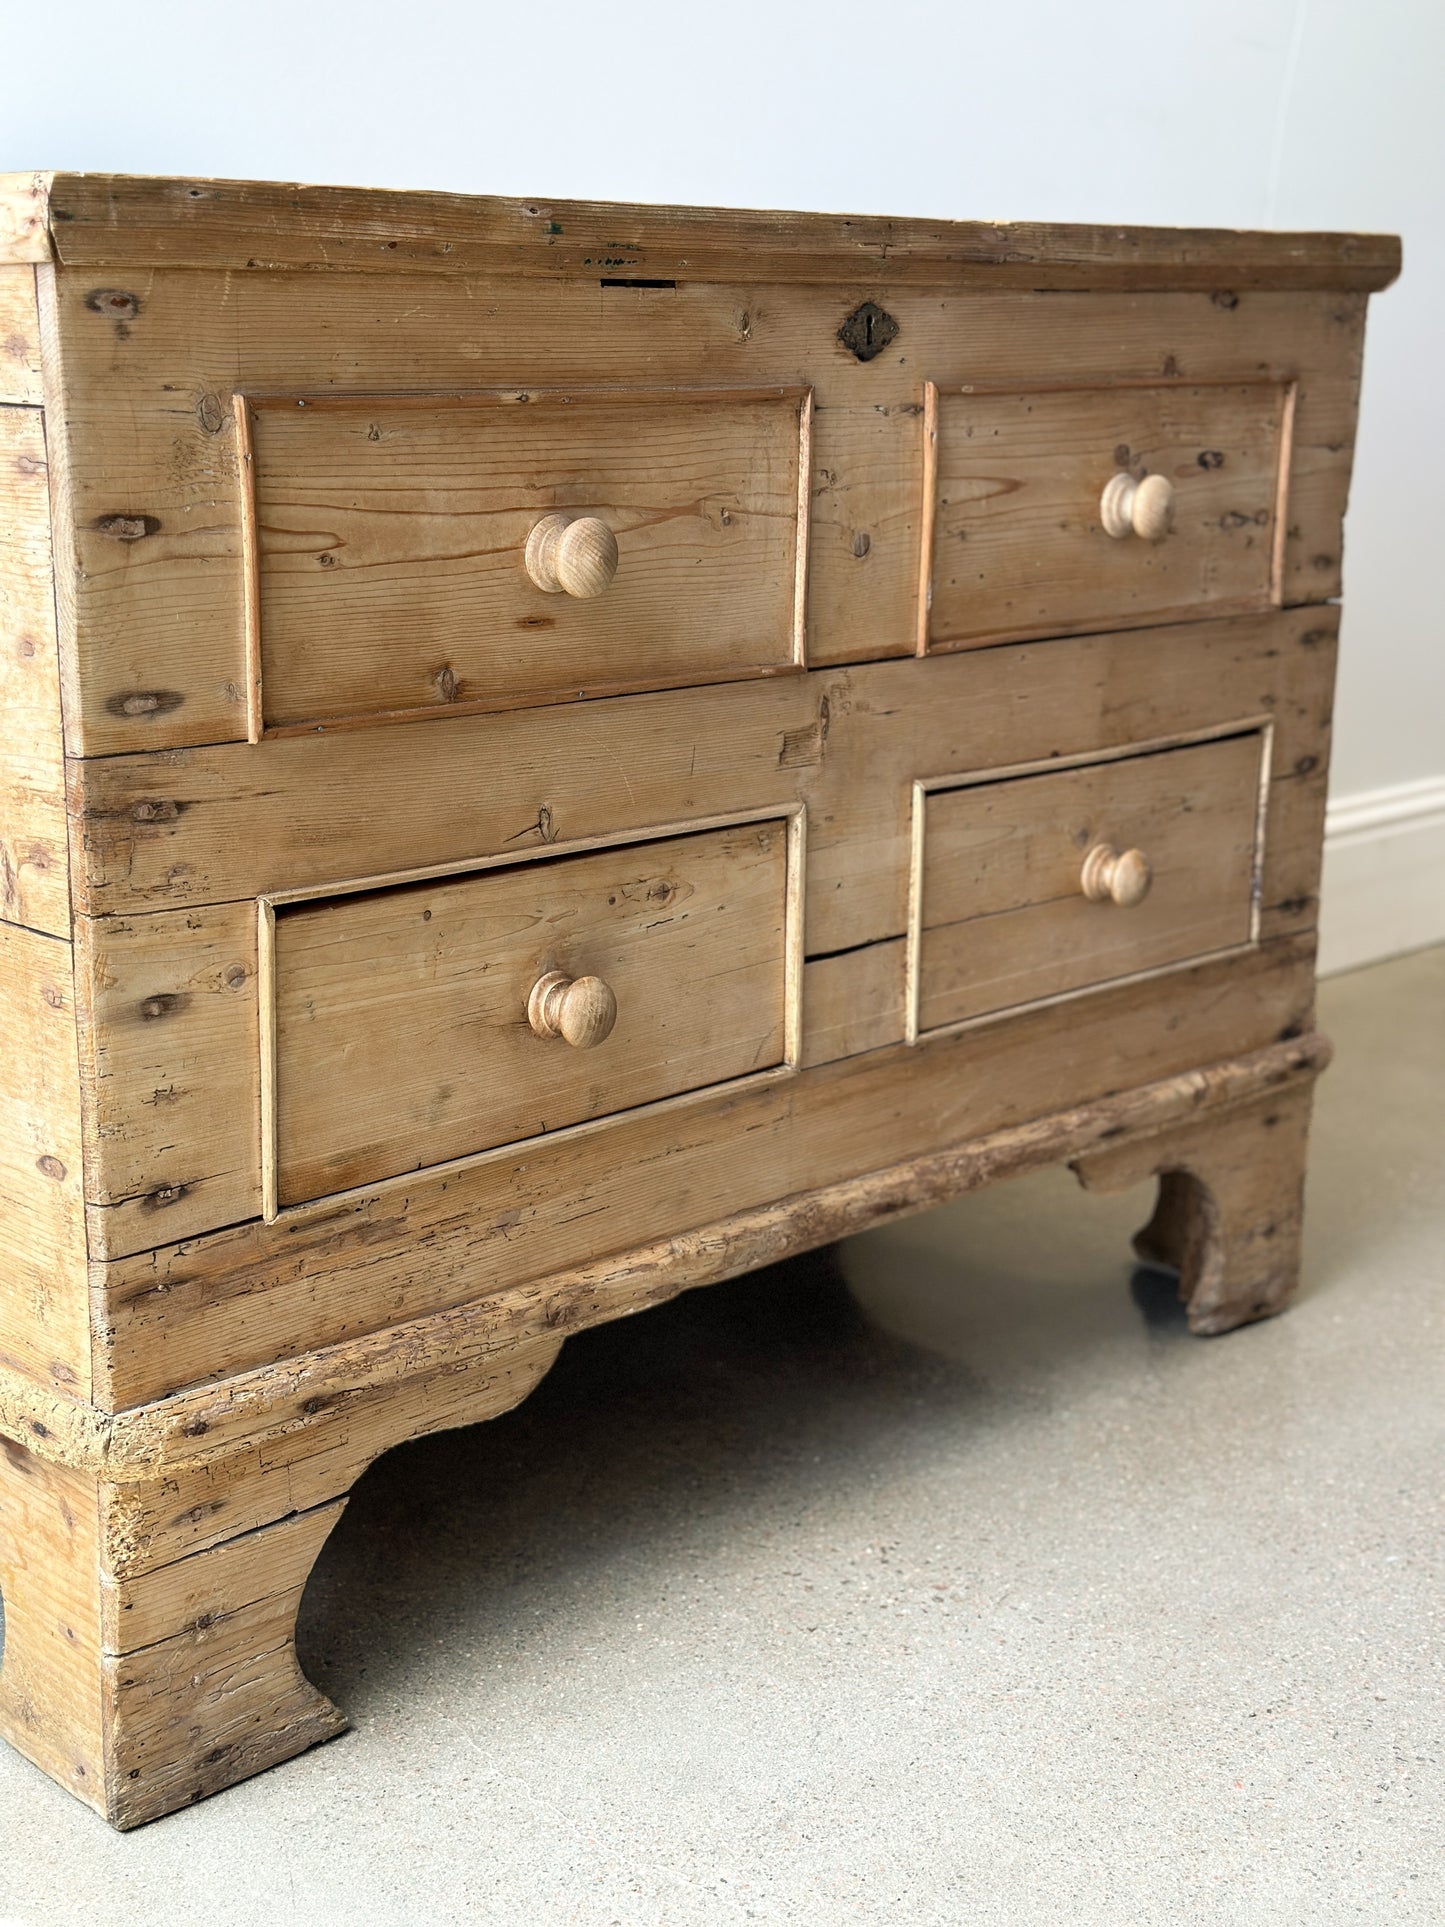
268 818 796 1209
239 387 811 734
921 380 1290 649
911 732 1265 1034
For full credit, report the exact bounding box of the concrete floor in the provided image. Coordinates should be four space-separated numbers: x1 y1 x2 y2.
0 949 1441 1925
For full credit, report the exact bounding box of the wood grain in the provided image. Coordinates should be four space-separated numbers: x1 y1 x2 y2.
70 609 1336 951
1076 1081 1315 1334
801 939 907 1066
0 175 1394 1830
0 404 69 935
270 819 791 1206
66 613 1336 1263
22 174 1400 290
914 732 1266 1031
0 1433 350 1828
0 921 88 1393
923 379 1288 649
102 1337 564 1574
0 1030 1326 1489
39 269 1366 753
91 933 1319 1410
0 268 43 403
73 900 260 1260
99 1498 349 1828
244 387 808 730
0 176 51 265
0 1443 107 1813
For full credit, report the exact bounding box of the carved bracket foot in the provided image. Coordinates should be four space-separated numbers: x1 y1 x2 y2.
1072 1079 1318 1336
0 1336 561 1827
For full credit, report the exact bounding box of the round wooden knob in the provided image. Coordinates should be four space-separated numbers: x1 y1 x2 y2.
524 513 619 598
1080 844 1153 908
527 970 618 1049
1100 471 1175 542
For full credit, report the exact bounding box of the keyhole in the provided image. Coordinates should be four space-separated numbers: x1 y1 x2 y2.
838 302 899 363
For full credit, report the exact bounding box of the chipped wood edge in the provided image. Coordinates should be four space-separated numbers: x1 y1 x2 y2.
927 371 1297 399
793 389 813 670
257 898 278 1223
904 780 928 1045
233 395 264 742
783 806 807 1067
0 1031 1333 1478
1250 722 1276 945
239 382 811 411
29 176 1404 291
1269 379 1300 607
915 382 938 657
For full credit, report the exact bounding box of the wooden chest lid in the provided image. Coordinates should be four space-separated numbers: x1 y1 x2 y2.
0 170 1402 291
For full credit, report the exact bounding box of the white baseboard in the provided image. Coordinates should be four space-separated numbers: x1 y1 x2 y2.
1318 776 1445 976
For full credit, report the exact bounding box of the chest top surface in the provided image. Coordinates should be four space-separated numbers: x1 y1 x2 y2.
0 169 1401 289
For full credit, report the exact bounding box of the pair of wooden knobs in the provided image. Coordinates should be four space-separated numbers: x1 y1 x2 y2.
527 846 1146 1055
529 477 1170 592
524 513 619 599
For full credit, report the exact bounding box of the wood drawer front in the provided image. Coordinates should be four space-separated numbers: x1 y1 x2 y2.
240 387 810 733
922 380 1290 649
912 731 1265 1034
268 818 795 1209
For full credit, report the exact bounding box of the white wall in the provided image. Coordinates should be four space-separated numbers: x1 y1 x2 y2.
10 0 1443 966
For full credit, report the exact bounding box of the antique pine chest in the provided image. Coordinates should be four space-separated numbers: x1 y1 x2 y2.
0 173 1399 1826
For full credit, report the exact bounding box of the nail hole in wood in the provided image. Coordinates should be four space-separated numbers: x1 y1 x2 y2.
93 513 161 542
85 289 139 321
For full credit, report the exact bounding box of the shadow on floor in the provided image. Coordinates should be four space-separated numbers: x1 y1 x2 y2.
294 1201 1182 1715
0 1179 1183 1686
296 1246 958 1709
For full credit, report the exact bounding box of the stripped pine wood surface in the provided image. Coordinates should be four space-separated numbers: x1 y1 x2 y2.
0 402 69 936
70 610 1336 1264
0 1436 350 1828
923 379 1289 648
0 921 88 1393
0 1443 108 1807
36 270 1364 753
914 732 1265 1031
2 174 1401 290
801 938 908 1068
271 819 792 1206
91 933 1319 1408
0 1017 1325 1827
243 387 810 731
72 900 261 1255
0 267 44 403
0 175 1397 1827
0 1030 1327 1508
1075 1081 1315 1335
70 609 1334 928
